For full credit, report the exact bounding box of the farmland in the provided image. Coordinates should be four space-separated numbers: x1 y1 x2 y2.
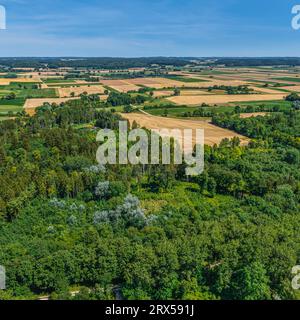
0 64 299 119
167 93 287 105
0 58 300 302
57 85 106 97
122 112 249 146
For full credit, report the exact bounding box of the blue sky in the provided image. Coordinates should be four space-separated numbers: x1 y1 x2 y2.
0 0 299 56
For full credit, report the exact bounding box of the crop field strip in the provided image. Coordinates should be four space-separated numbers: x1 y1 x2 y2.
167 93 288 105
122 112 249 147
58 85 106 97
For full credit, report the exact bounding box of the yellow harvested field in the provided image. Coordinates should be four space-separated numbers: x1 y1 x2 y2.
148 83 170 89
281 85 300 92
125 78 164 85
0 79 11 85
100 77 250 90
58 85 106 97
122 112 249 147
153 89 213 97
125 77 186 88
109 84 141 93
101 80 128 86
180 90 213 95
48 81 88 86
148 77 186 86
13 67 35 71
24 97 79 115
194 79 250 87
167 93 287 105
100 79 143 92
239 112 268 118
249 86 284 94
152 90 173 97
75 80 88 84
0 77 42 85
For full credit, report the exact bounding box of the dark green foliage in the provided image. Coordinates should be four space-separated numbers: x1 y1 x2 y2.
107 92 147 107
0 100 299 301
286 93 300 102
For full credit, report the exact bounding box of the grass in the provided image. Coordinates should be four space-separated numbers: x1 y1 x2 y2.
236 100 291 108
145 98 176 107
0 82 58 99
145 106 199 117
192 70 235 75
0 105 23 113
165 75 207 82
16 88 58 98
0 98 25 106
144 99 292 118
0 88 58 100
0 91 58 107
0 90 11 97
43 79 76 84
273 77 300 83
0 116 15 121
247 80 293 87
0 82 40 89
72 123 94 129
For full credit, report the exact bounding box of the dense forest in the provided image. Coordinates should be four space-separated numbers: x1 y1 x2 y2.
211 57 300 67
0 97 299 300
0 57 192 69
2 57 300 69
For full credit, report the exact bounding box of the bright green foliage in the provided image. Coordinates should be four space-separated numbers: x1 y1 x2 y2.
0 100 299 300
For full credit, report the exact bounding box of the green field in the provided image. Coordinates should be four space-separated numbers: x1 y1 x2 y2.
145 105 237 117
0 80 58 101
43 79 76 84
144 99 292 117
16 88 58 98
0 105 23 113
166 75 207 82
273 77 300 82
236 99 292 108
0 82 41 91
0 88 58 101
0 90 11 97
0 116 15 121
0 98 25 106
191 70 235 75
145 106 198 117
247 79 293 87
